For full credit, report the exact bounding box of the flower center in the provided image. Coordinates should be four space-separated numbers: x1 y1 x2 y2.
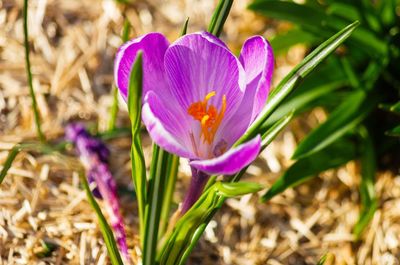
187 91 226 145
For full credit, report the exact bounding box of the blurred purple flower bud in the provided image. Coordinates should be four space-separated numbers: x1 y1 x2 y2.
65 123 131 263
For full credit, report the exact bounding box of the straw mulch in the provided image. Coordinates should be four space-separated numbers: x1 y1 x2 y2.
0 0 399 264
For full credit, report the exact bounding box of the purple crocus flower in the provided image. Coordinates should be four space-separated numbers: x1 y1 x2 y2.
114 32 273 212
115 32 273 174
65 123 131 263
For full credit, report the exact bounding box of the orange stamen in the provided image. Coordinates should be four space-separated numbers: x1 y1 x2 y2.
187 91 226 145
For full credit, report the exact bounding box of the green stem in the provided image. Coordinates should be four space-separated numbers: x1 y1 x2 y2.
23 0 45 142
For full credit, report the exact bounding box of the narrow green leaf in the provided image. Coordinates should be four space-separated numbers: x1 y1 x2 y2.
215 182 263 197
359 0 382 32
237 21 359 145
34 240 58 258
98 127 131 140
292 90 375 159
127 52 147 243
327 2 360 22
143 147 169 265
1 142 68 185
207 0 233 37
379 0 397 26
390 101 400 113
180 17 189 36
261 137 358 202
340 57 360 89
159 154 179 237
249 0 327 30
263 76 347 127
0 145 23 185
317 253 335 265
353 128 377 239
387 125 400 137
121 19 131 42
108 86 120 131
271 28 319 54
79 171 124 265
108 20 131 131
23 0 45 142
261 111 294 149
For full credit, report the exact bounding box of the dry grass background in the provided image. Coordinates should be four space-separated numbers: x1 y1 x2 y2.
0 0 400 264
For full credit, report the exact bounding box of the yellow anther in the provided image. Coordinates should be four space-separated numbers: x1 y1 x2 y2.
201 115 210 126
205 91 216 101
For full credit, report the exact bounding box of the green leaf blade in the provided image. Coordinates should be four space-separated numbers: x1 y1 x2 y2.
207 0 233 36
79 172 124 265
292 90 375 160
127 52 147 244
353 128 377 239
261 137 358 202
23 0 45 142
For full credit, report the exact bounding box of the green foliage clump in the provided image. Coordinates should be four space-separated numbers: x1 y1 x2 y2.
249 0 400 238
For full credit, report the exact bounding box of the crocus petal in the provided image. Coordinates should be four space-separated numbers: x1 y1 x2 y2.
215 36 274 148
239 36 274 121
142 91 195 158
114 32 170 99
164 32 246 121
190 135 261 175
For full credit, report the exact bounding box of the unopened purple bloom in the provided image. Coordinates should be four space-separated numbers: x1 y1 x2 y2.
114 32 273 175
65 123 131 263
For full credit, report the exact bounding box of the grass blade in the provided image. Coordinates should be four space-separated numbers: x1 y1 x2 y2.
108 86 120 131
159 154 179 237
237 21 359 145
207 0 233 37
387 125 400 137
180 17 189 36
79 171 124 265
143 147 169 265
1 142 69 185
108 20 131 131
127 53 147 244
353 128 378 239
261 111 294 149
317 253 335 265
0 144 24 185
23 0 45 142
